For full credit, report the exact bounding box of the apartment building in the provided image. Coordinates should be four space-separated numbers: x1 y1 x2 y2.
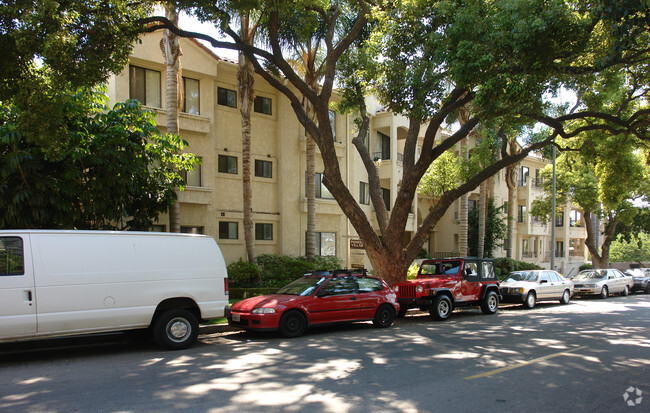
107 33 588 276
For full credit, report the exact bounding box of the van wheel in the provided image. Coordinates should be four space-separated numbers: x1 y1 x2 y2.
481 290 499 314
153 309 199 350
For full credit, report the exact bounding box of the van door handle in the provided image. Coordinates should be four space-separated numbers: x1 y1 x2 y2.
26 290 33 304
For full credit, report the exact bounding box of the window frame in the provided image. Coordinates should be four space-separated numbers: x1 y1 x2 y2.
254 159 273 178
255 223 273 241
217 87 237 108
0 237 24 276
182 77 200 115
218 154 238 175
129 65 161 108
254 96 272 115
219 222 239 240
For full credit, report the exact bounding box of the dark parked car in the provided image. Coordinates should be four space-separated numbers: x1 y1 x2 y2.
226 270 400 337
625 268 650 294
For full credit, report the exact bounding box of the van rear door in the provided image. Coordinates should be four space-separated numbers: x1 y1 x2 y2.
0 235 37 339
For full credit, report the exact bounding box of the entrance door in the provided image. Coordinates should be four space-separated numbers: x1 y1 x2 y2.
0 235 37 339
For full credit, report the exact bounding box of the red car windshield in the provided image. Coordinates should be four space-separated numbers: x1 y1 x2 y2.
275 276 329 296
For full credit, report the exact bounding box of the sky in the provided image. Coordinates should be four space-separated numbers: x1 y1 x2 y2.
178 11 240 62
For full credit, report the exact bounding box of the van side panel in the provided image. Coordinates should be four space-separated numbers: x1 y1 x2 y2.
0 235 37 339
29 232 228 336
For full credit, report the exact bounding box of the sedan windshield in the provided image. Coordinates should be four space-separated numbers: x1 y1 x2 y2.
504 272 539 283
574 270 606 280
275 276 329 296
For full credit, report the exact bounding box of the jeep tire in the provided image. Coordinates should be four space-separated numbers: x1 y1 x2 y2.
480 290 499 314
430 295 452 321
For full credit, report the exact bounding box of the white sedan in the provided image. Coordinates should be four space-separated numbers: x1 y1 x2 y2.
573 269 632 298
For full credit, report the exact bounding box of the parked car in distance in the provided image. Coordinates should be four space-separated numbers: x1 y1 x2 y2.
226 269 399 338
500 270 574 309
625 268 650 294
392 258 500 321
573 269 633 298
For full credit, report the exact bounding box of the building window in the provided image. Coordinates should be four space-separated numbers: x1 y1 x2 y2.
359 182 369 205
306 173 334 199
254 96 272 115
217 87 237 108
255 223 273 240
255 159 272 178
181 226 204 234
570 210 581 227
218 155 238 174
468 199 478 211
518 205 526 223
382 188 391 211
181 157 202 187
555 211 565 227
556 240 564 257
374 132 390 160
219 222 238 239
0 237 24 276
129 65 161 108
329 110 336 140
310 232 336 256
519 166 529 186
535 169 543 187
183 77 200 115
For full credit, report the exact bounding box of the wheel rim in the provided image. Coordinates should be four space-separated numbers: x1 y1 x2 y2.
601 286 608 298
379 309 390 324
438 300 450 317
563 290 570 303
488 295 498 311
286 315 301 333
167 317 190 342
527 293 535 307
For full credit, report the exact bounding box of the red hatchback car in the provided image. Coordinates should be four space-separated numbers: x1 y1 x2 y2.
226 270 400 337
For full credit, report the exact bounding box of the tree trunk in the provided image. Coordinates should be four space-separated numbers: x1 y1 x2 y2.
584 211 616 269
504 137 518 258
239 51 256 263
304 71 319 262
459 140 469 256
478 180 487 258
161 5 182 233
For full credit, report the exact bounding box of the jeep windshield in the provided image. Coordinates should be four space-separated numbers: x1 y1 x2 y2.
504 272 540 283
419 261 462 277
275 276 329 296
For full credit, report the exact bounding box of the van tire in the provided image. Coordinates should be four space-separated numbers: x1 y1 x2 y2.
153 309 199 350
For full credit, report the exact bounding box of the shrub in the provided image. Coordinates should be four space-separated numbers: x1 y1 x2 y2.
493 257 542 279
227 259 261 288
256 254 342 288
579 263 593 271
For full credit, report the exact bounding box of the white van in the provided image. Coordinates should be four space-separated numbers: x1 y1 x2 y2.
0 230 229 350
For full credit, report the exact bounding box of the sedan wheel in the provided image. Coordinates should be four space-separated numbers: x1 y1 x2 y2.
560 289 571 305
373 304 395 328
279 310 307 338
622 285 629 296
523 291 536 309
600 285 609 299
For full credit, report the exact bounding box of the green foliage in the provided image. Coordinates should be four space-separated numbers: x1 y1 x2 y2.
418 149 462 197
468 199 507 257
579 263 594 271
0 87 199 229
227 259 262 288
255 254 342 287
611 233 650 263
407 262 419 280
493 257 542 279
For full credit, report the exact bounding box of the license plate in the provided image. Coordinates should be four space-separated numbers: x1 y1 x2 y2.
232 313 240 322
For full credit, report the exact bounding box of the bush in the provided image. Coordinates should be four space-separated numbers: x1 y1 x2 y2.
227 259 261 288
579 263 593 271
256 254 342 288
493 257 542 280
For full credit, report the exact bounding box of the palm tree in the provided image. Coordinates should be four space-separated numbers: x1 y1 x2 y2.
161 3 182 233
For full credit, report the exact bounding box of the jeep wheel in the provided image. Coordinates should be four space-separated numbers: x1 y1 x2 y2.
523 291 536 309
560 289 571 305
152 309 199 350
430 295 452 321
480 290 499 314
373 304 395 328
600 285 609 299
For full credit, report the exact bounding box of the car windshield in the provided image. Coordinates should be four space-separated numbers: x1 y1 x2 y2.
275 276 329 296
419 260 462 276
504 272 539 282
574 270 607 280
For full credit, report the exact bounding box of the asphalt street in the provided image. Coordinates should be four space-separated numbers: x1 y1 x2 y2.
0 293 648 413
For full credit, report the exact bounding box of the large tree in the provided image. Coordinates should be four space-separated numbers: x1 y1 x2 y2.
145 0 649 284
0 88 199 229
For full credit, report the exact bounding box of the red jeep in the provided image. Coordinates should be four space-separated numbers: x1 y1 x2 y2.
392 257 501 320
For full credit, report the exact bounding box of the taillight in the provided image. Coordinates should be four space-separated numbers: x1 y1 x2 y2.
224 278 229 295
